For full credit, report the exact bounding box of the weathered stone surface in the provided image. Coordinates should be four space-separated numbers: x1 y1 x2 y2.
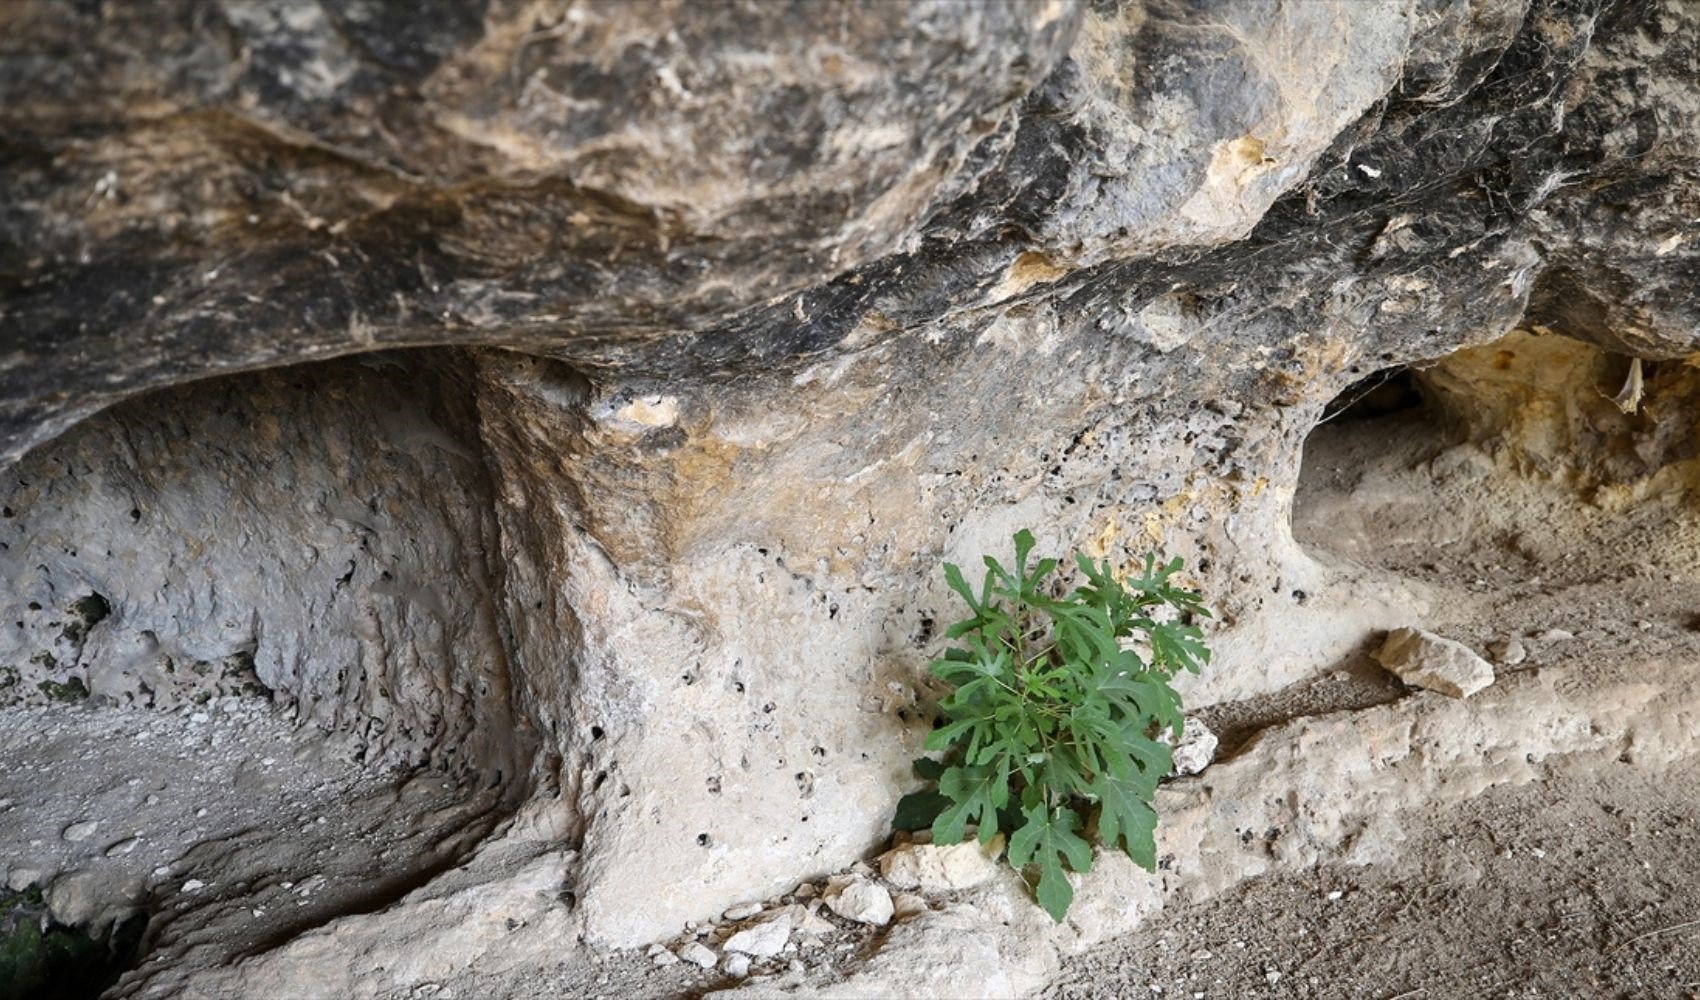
879 836 1006 894
0 0 1079 466
1376 627 1497 699
0 353 529 778
2 0 1699 986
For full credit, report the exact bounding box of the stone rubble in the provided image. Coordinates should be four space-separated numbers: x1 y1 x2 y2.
1375 627 1496 699
823 875 895 927
721 911 793 957
878 836 1005 893
1166 718 1219 777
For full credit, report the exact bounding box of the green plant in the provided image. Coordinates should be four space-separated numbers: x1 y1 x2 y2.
894 529 1210 921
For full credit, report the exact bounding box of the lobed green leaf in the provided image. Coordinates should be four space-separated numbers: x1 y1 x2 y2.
906 530 1211 921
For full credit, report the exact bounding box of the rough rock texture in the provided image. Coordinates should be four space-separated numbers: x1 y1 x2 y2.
1421 327 1700 494
4 0 1700 986
0 353 528 779
879 837 1005 894
1375 627 1497 698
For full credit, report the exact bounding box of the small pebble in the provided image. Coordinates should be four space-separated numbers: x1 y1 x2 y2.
62 819 99 842
723 902 764 921
1489 637 1527 666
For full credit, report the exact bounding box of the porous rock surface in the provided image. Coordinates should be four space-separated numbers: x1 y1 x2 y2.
3 0 1700 990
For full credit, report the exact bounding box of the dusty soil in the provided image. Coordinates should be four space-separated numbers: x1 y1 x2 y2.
0 699 502 997
1043 402 1700 1000
1046 762 1700 1000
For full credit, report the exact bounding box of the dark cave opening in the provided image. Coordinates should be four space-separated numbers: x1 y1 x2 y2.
0 349 536 992
1317 366 1425 426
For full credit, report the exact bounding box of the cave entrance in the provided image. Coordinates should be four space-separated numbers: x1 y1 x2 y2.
0 349 533 993
1291 326 1700 703
0 887 145 1000
1316 365 1424 425
1292 357 1457 571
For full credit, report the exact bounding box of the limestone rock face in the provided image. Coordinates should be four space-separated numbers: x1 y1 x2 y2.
2 0 1699 984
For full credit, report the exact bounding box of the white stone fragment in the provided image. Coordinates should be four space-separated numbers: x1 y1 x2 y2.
1488 637 1527 666
823 876 893 926
723 952 751 977
1166 718 1218 777
1375 627 1495 698
892 893 928 919
61 819 99 842
878 835 1004 893
677 941 717 968
794 904 835 936
722 912 792 957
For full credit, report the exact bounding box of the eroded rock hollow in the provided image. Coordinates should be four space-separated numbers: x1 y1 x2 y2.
4 0 1700 995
